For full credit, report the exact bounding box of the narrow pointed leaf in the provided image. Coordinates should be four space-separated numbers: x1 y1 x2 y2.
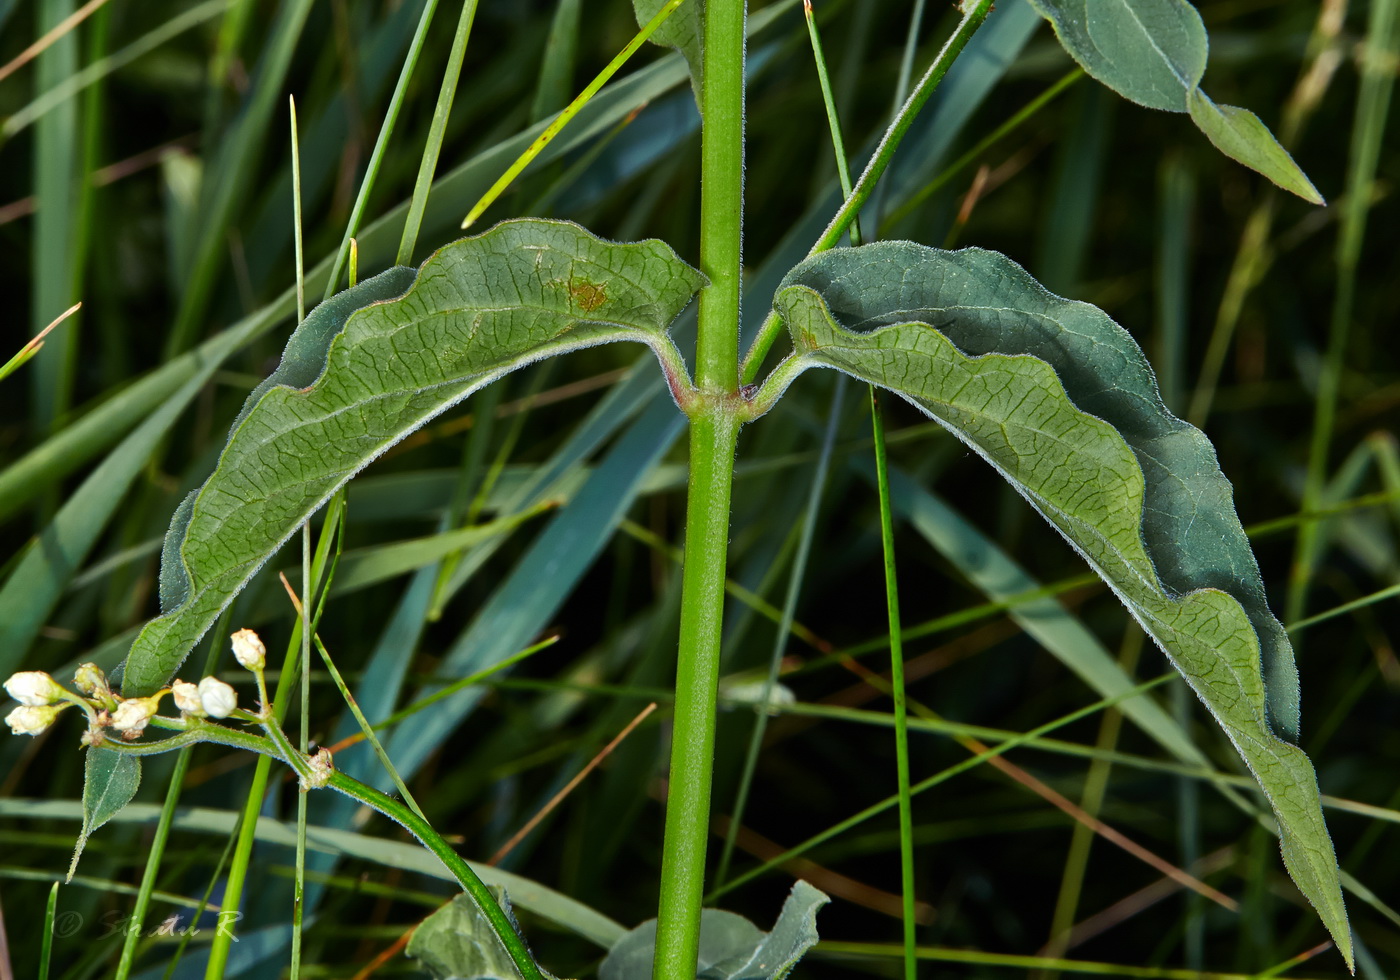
1027 0 1322 202
69 748 140 881
121 219 703 696
1187 89 1325 205
770 242 1350 967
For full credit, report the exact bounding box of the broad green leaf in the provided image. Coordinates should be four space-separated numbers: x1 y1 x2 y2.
633 0 703 104
1187 89 1325 205
69 748 140 881
1027 0 1321 202
408 888 553 980
769 242 1350 968
121 219 703 697
599 881 828 980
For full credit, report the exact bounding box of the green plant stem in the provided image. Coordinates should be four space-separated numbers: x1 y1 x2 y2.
879 68 1083 235
325 771 542 978
656 414 741 980
95 723 540 980
871 389 917 980
739 0 995 384
653 0 747 974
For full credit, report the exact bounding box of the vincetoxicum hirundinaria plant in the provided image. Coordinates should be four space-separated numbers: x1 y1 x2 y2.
8 1 1355 978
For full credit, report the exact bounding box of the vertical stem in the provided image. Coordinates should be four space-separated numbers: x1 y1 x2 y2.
656 413 740 980
654 1 746 978
694 0 745 393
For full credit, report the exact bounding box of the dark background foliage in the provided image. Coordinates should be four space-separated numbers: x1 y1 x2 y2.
1 0 1397 977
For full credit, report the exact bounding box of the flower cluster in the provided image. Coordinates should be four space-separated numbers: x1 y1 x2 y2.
3 629 267 741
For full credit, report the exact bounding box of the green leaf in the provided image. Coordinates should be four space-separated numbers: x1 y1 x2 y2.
121 218 703 697
1027 0 1322 202
633 0 703 104
1027 0 1206 112
600 881 828 980
69 748 140 881
408 888 553 980
1187 89 1325 205
770 242 1351 969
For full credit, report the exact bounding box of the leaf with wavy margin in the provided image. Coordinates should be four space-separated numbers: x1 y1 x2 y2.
768 241 1350 968
121 219 703 697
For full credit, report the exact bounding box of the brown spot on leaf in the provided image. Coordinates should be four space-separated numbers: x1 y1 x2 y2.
568 277 607 313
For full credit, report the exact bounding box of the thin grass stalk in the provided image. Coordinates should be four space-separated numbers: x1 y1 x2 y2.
708 674 1176 900
740 0 996 384
460 0 694 229
323 0 442 300
871 389 917 980
879 69 1082 235
290 105 310 978
397 0 480 265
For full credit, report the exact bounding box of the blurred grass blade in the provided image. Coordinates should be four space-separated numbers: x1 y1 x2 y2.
4 0 229 140
461 0 694 228
0 799 627 949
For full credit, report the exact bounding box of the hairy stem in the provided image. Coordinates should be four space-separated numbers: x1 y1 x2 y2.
653 0 746 976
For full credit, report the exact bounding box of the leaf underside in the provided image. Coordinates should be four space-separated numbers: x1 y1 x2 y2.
633 0 704 105
122 218 703 697
1026 0 1322 203
600 881 828 980
773 242 1350 967
71 747 140 881
408 888 549 980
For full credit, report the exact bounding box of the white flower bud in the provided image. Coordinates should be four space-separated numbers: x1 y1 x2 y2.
4 671 66 707
198 677 237 719
73 663 109 697
171 680 204 716
111 698 158 735
6 703 62 735
230 629 266 671
304 747 335 789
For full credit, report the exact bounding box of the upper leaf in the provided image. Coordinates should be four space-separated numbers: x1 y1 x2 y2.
1027 0 1322 202
70 748 140 881
599 881 828 980
770 242 1350 968
122 219 704 697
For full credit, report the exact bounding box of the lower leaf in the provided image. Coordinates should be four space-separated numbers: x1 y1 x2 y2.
770 242 1350 967
70 747 140 881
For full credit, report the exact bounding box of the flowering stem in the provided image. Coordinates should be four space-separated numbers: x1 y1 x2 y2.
91 722 543 980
